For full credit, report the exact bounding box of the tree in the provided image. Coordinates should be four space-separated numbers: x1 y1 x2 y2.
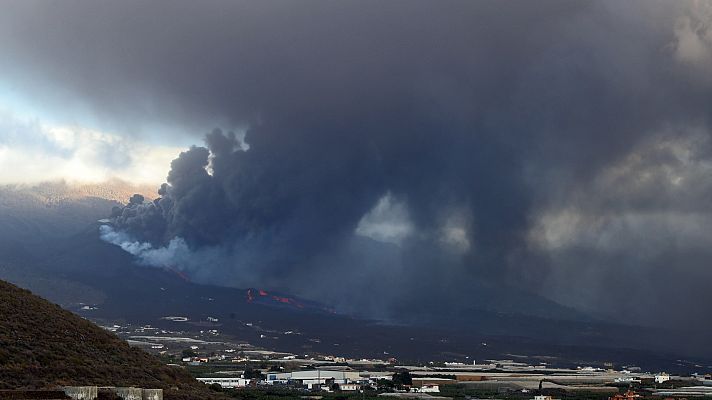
244 366 265 380
392 371 412 388
378 378 395 390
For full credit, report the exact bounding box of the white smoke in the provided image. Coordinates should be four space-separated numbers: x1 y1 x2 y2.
99 224 248 287
99 224 190 268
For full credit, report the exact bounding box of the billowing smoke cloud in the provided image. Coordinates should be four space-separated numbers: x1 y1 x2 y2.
3 1 712 328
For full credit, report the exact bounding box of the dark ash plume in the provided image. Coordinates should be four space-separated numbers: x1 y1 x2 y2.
2 0 709 327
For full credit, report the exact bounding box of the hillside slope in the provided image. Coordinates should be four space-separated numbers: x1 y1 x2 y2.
0 280 216 399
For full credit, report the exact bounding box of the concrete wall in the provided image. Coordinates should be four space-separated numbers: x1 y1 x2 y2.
141 389 163 400
0 390 68 399
63 386 161 400
63 386 98 400
115 387 143 400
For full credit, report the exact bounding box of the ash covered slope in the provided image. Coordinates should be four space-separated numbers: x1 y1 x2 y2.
0 279 215 399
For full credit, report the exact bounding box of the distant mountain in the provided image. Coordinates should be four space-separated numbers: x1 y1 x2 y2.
0 279 218 399
0 179 155 304
0 178 156 206
0 179 155 259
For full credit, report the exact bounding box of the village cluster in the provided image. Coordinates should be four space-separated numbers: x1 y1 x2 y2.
191 363 712 397
99 320 712 399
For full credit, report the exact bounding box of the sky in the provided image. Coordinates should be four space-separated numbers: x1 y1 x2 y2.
2 0 712 329
0 106 183 184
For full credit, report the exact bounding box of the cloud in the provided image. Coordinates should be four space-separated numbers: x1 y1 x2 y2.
672 1 712 79
0 106 183 184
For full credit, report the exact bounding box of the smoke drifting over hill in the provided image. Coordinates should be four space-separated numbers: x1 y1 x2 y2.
3 1 712 327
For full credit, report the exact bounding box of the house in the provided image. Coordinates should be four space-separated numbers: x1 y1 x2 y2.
411 377 455 392
411 384 439 393
360 372 394 382
614 377 641 383
340 384 361 391
655 373 670 384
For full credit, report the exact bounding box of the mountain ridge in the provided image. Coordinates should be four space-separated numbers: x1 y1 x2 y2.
0 279 219 399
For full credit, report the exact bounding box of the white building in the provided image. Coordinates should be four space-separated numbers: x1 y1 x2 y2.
359 371 393 381
265 370 361 390
655 373 671 384
339 384 361 391
411 385 439 393
615 377 641 383
197 377 251 388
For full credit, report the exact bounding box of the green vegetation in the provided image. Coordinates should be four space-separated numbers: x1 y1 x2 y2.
182 349 198 358
391 371 412 388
